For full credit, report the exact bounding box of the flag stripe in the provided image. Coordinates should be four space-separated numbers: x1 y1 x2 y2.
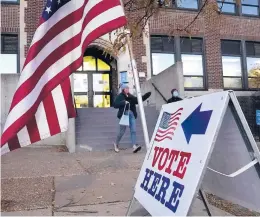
10 3 124 112
18 0 117 88
155 136 173 142
155 108 184 142
23 0 101 71
156 127 176 133
27 116 41 143
1 55 81 145
170 113 182 120
52 85 69 130
61 77 76 118
2 144 10 155
17 126 31 147
1 0 127 154
30 0 85 47
168 117 180 125
24 4 85 69
8 135 20 151
4 13 126 134
43 93 61 135
35 102 51 139
1 17 125 145
155 131 174 138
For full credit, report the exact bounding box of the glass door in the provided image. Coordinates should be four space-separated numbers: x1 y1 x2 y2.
73 56 112 108
74 73 89 108
93 73 111 108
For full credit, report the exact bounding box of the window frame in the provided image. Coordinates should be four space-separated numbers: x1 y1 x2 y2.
217 0 238 15
0 0 19 4
173 0 200 11
1 33 20 74
150 35 175 76
216 0 260 17
221 40 244 90
180 37 206 91
150 35 206 90
245 40 260 90
241 0 260 17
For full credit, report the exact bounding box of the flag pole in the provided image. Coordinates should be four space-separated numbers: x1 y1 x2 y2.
126 33 150 150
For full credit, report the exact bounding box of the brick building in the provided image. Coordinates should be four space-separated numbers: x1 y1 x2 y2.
1 0 259 139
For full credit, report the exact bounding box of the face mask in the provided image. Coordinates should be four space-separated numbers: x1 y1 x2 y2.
173 91 178 97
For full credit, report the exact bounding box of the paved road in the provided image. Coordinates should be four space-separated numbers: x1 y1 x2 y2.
1 146 231 216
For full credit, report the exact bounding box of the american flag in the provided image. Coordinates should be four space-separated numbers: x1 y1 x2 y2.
1 0 127 155
154 108 183 142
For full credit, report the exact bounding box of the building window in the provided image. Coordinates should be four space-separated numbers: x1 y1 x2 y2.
181 38 204 89
0 34 18 74
221 40 242 89
175 0 199 10
242 0 260 16
217 0 237 14
246 41 260 89
151 36 175 75
0 0 19 3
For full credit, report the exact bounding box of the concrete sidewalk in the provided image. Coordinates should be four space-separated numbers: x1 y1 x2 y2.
1 146 231 216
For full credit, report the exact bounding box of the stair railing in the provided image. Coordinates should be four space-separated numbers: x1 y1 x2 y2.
151 82 167 103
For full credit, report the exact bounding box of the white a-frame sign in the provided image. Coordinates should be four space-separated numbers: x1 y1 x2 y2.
128 90 260 216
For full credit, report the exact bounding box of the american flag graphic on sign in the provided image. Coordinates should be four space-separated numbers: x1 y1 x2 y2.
154 108 183 142
1 0 127 155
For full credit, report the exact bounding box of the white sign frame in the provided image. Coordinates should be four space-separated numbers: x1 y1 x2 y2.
128 91 260 216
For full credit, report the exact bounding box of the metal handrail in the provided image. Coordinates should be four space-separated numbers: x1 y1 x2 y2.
151 82 167 103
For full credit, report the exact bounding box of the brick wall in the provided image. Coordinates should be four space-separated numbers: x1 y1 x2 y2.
24 0 46 56
204 1 223 89
0 4 19 33
124 9 147 75
146 1 260 89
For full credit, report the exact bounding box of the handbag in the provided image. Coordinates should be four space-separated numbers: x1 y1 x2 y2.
119 103 130 126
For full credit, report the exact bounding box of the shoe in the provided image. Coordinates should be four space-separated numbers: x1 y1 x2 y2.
114 143 119 153
133 144 141 153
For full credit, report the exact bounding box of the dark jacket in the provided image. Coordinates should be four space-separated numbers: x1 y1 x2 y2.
167 96 183 104
113 92 151 119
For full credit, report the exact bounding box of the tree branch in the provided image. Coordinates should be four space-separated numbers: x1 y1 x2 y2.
183 0 209 32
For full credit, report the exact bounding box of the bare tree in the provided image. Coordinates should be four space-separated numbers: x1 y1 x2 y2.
248 63 260 89
102 0 240 56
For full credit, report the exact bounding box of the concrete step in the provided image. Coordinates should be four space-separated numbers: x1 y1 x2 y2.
76 142 147 151
75 106 158 151
76 130 155 139
76 133 147 140
75 112 159 119
75 120 158 126
76 138 146 147
75 113 159 121
75 131 148 139
76 107 157 112
76 108 157 116
76 140 148 151
75 120 158 128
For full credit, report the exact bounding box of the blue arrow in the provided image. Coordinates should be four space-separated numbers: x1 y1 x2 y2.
181 103 213 144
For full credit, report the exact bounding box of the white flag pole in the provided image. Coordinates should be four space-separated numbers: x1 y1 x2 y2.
126 33 150 150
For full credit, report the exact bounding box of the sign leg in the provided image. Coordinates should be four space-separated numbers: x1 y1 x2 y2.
199 189 212 216
126 193 135 216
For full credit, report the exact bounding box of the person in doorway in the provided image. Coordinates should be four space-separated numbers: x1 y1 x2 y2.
167 88 182 104
113 84 151 153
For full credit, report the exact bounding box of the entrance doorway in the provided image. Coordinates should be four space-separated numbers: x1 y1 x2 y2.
74 55 113 108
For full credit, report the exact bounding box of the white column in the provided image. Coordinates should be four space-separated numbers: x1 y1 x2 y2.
66 74 76 153
19 0 27 71
117 48 135 92
143 22 152 80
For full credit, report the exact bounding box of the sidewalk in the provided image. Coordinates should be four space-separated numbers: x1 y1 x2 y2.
1 146 231 216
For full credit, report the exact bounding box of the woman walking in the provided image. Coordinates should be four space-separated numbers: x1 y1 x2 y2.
113 84 151 153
